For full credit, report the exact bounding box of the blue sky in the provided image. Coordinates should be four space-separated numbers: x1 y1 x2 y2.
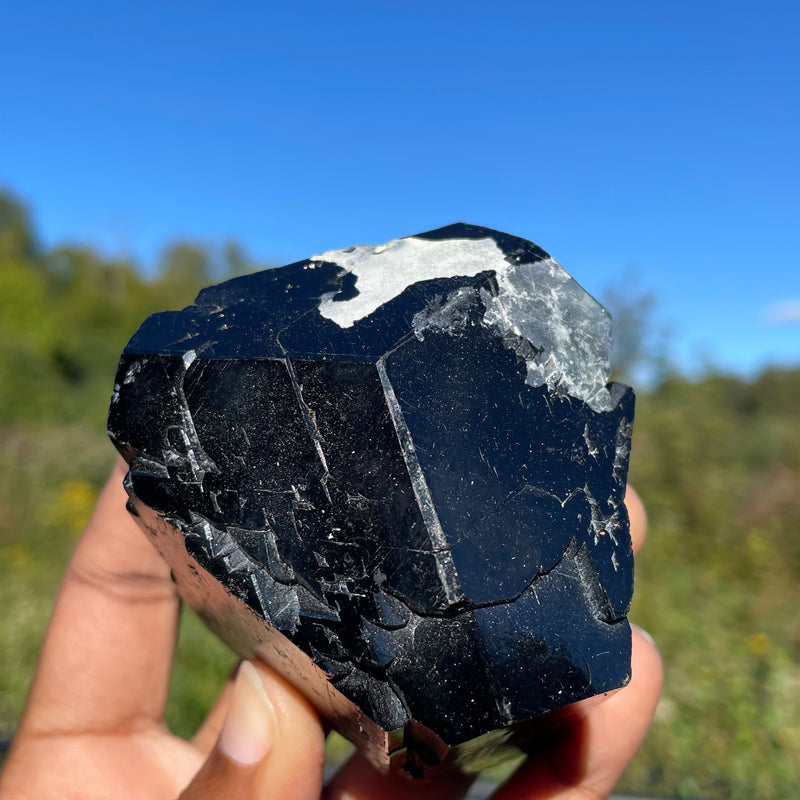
2 0 798 377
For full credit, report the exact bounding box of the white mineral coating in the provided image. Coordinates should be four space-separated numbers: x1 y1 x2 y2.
313 235 614 413
313 237 504 325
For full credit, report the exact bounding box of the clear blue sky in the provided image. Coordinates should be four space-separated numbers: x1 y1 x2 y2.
2 0 798 377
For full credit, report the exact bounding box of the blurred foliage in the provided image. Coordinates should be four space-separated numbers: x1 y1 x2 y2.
1 190 799 797
618 369 800 799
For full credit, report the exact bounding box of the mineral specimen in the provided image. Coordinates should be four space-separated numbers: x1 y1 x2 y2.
108 223 635 774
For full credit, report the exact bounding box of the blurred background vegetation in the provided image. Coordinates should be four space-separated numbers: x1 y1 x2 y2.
1 190 798 798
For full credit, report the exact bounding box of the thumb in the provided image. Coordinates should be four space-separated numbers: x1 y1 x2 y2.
179 660 326 800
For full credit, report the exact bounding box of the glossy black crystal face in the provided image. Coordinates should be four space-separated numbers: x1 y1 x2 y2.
108 223 635 769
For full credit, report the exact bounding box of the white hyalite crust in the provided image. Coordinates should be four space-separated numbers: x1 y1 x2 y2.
312 236 614 412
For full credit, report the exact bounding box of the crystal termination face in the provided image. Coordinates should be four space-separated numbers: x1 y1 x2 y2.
108 223 635 774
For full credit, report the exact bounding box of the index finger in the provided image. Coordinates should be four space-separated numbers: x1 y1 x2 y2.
18 458 180 738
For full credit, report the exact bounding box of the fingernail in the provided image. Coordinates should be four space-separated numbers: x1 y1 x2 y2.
631 623 656 648
219 660 277 765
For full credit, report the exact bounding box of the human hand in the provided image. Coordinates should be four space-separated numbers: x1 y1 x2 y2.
0 460 661 799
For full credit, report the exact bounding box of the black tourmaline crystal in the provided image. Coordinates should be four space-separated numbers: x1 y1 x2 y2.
108 223 635 774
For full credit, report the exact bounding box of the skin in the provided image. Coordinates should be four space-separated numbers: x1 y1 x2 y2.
0 460 661 800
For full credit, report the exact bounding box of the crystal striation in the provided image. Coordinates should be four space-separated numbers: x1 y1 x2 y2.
108 223 635 774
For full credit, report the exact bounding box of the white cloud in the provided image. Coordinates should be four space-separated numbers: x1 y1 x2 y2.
763 298 800 326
